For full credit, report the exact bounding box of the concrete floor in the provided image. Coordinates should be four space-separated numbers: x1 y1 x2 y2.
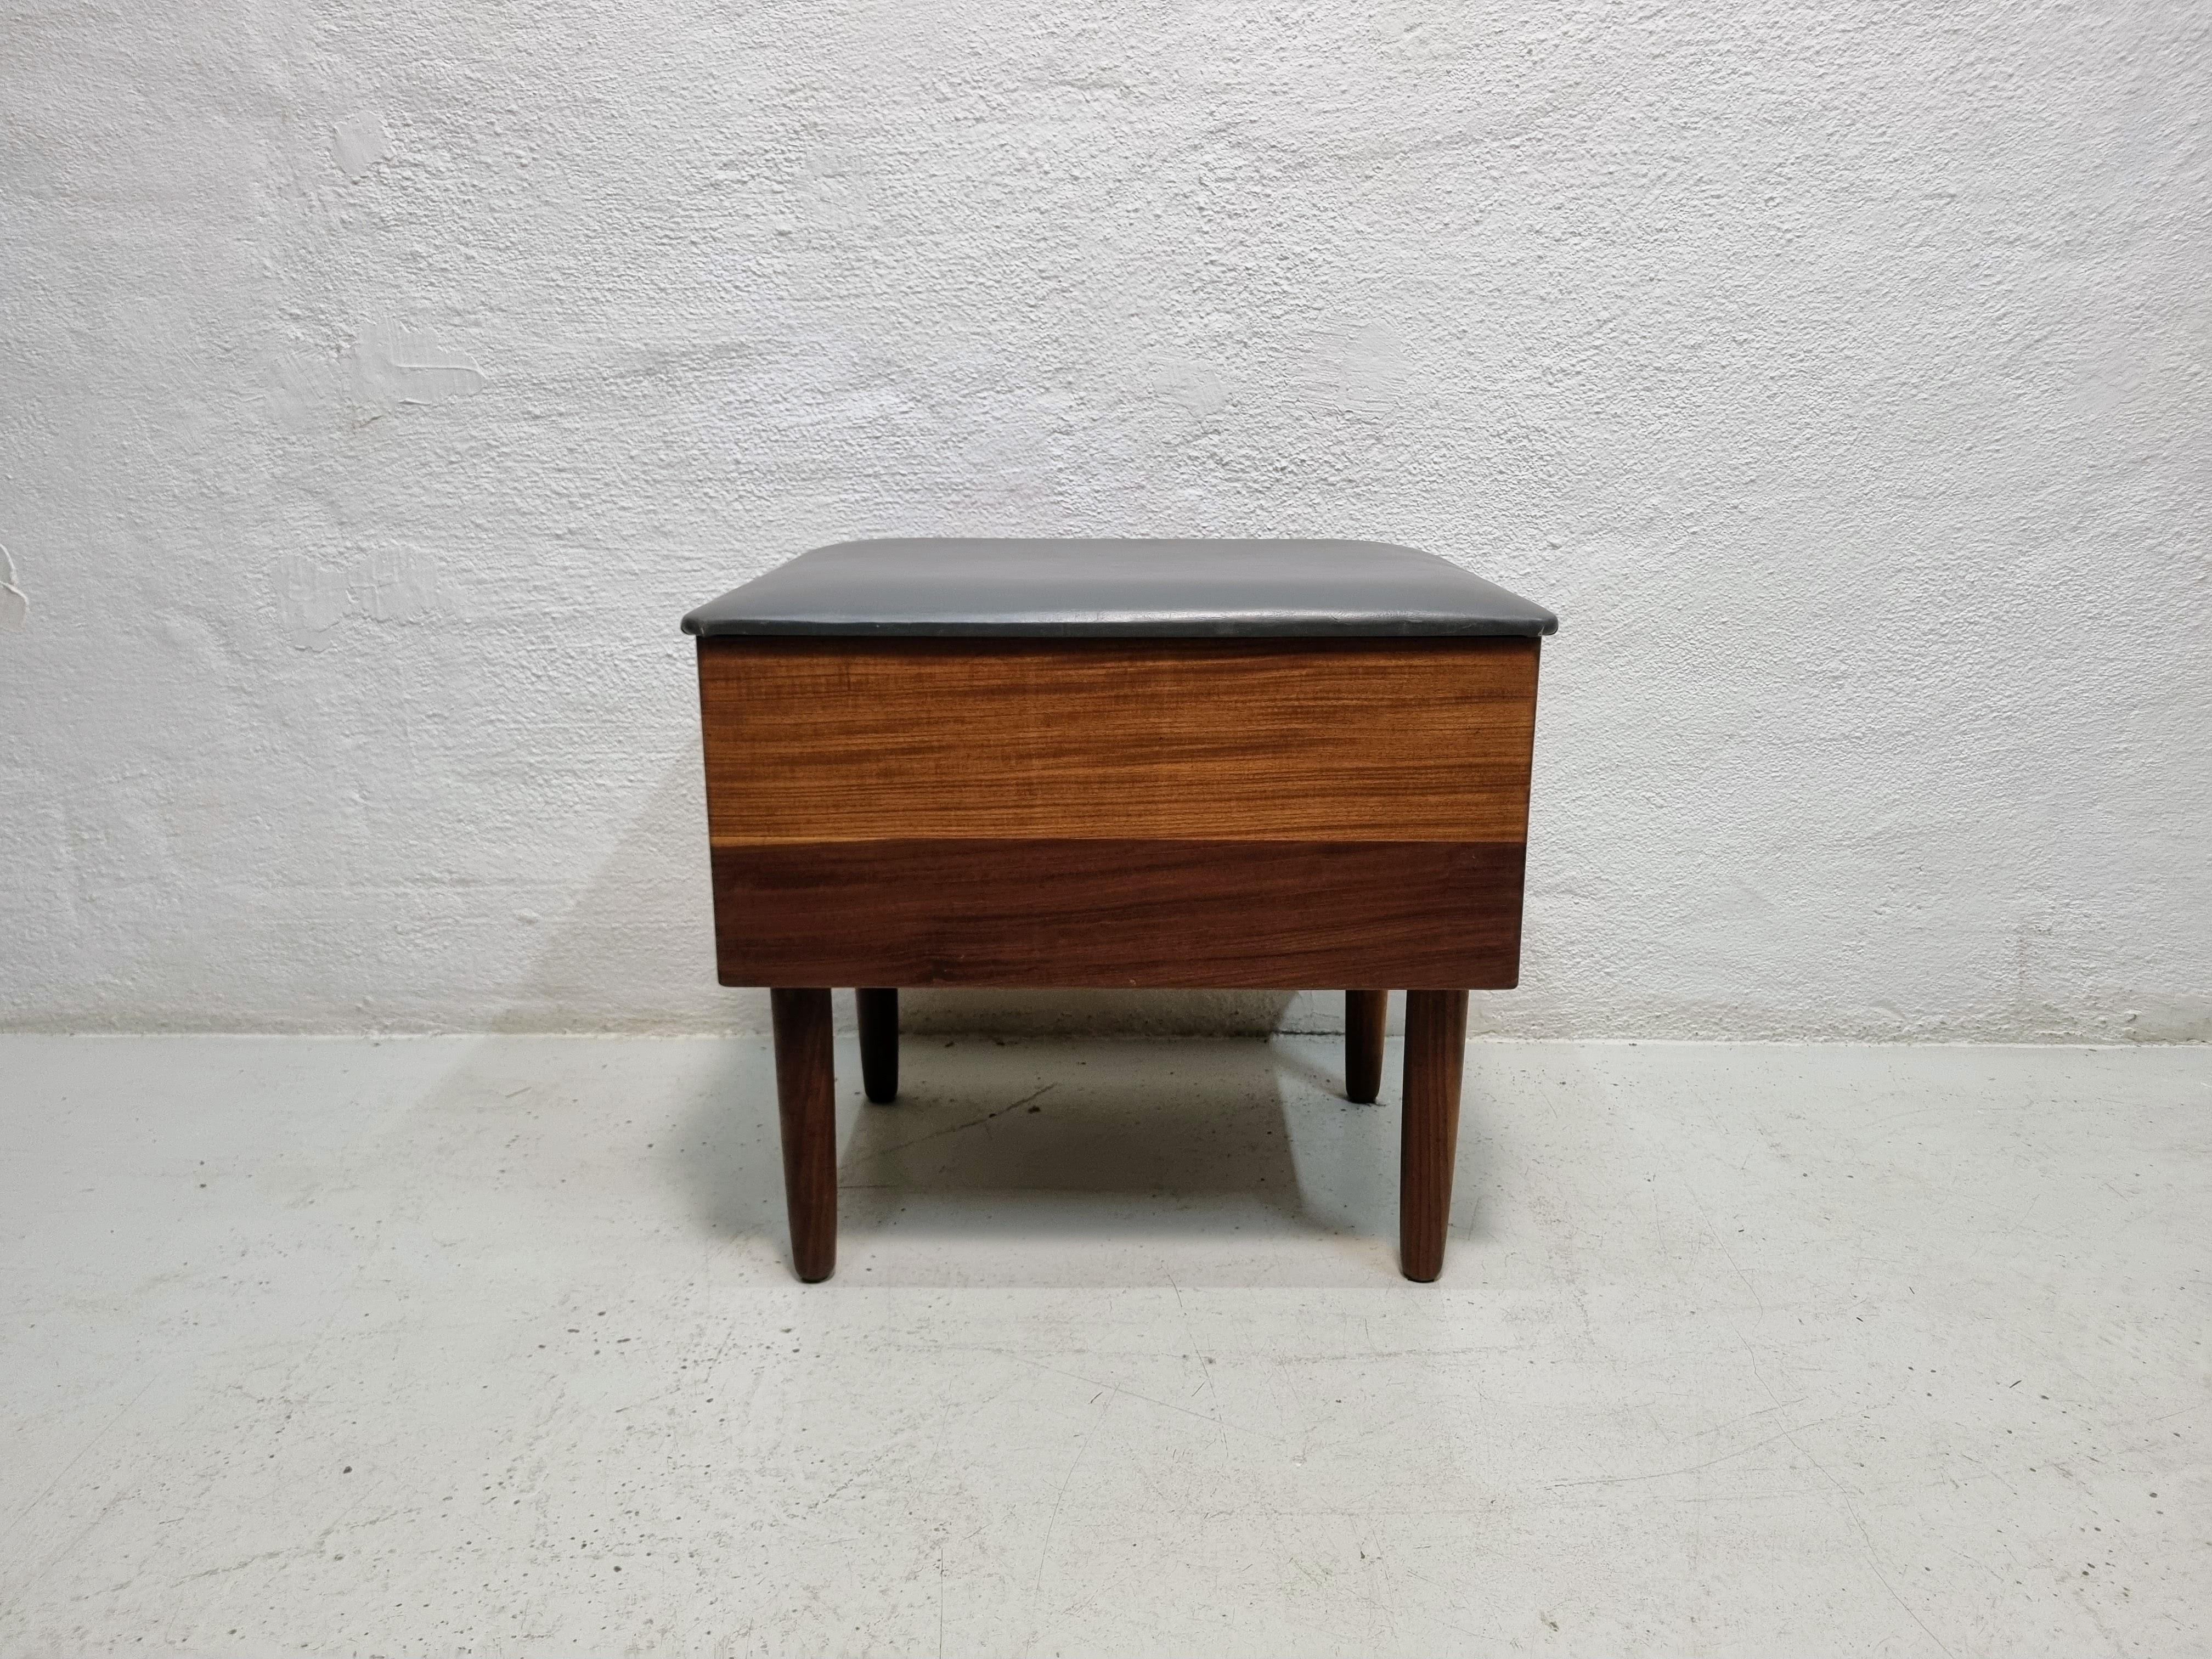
0 1036 2205 1657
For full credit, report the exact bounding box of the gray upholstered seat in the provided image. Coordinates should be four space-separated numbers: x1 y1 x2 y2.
681 538 1558 639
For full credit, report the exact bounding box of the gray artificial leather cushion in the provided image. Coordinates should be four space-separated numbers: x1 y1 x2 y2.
682 538 1558 639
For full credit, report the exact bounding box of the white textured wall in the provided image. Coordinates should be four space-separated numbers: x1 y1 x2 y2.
4 2 2208 1040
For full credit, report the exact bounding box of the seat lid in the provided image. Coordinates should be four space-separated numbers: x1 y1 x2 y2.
681 538 1558 638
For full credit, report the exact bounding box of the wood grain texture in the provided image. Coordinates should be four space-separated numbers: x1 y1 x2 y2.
1345 989 1387 1104
770 988 837 1282
697 636 1539 844
856 988 898 1104
1399 988 1469 1282
713 840 1523 989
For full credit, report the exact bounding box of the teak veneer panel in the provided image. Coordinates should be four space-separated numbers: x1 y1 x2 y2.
710 839 1526 989
697 636 1539 844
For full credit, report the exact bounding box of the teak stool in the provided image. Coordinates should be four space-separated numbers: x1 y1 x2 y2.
682 539 1555 1283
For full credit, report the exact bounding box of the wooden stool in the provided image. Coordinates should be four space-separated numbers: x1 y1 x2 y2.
682 539 1555 1282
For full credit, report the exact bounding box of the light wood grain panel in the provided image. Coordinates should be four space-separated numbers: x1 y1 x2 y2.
698 637 1539 843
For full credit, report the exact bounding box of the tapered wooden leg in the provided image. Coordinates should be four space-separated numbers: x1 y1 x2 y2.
1400 989 1469 1282
1345 989 1387 1104
770 987 837 1283
856 988 899 1104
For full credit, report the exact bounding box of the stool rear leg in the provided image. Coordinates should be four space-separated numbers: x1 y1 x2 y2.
1345 989 1387 1103
856 988 899 1103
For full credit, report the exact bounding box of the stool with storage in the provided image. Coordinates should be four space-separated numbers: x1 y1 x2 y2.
682 539 1555 1282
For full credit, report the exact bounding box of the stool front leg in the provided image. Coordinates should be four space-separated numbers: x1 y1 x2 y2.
1399 989 1469 1282
1345 989 1387 1103
856 988 899 1103
769 987 837 1282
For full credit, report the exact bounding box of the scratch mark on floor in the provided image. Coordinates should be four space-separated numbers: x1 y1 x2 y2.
1549 1418 1840 1488
847 1086 1057 1165
0 1375 157 1551
1031 1390 1111 1599
1790 1428 1957 1658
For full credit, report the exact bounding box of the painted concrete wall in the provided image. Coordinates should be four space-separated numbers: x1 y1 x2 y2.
4 3 2208 1040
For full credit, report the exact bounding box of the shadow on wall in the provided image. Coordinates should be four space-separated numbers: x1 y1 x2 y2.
488 760 735 1033
494 758 1308 1036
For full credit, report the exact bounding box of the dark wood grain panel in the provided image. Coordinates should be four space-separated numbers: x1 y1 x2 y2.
697 636 1539 844
713 839 1525 989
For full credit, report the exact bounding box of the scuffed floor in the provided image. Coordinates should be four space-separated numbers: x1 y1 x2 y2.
1 1035 2205 1656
